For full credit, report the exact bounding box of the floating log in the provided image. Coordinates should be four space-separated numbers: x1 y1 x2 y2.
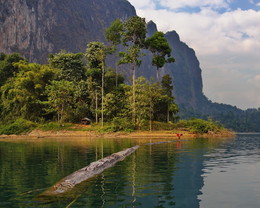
40 145 139 196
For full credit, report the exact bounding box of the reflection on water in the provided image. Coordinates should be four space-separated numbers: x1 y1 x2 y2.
0 135 259 207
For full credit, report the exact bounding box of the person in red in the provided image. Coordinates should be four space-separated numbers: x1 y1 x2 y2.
176 133 183 139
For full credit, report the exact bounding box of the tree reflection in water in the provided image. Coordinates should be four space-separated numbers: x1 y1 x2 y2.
0 137 233 208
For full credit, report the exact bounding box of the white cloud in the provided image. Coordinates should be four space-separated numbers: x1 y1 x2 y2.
128 0 260 109
137 8 260 55
201 55 260 109
127 0 155 9
252 75 260 88
160 0 228 10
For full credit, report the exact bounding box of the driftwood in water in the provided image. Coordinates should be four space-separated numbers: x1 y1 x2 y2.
41 145 139 196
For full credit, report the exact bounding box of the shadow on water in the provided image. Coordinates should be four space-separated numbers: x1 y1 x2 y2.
0 136 240 208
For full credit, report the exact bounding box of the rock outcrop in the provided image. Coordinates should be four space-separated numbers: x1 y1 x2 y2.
0 0 136 63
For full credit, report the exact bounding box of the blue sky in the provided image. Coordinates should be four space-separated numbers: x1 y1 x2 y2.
128 0 260 109
133 0 260 11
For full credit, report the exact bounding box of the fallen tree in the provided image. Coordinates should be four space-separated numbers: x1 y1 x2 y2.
40 145 139 196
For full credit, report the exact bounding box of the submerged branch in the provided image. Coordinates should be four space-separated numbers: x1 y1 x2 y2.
40 145 139 196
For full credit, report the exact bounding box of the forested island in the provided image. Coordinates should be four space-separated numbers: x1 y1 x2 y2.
0 17 232 136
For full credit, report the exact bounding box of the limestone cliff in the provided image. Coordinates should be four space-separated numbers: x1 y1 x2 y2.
0 0 212 112
0 0 205 109
138 21 207 109
0 0 136 63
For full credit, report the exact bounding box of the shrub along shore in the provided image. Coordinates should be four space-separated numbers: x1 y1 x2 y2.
0 118 235 138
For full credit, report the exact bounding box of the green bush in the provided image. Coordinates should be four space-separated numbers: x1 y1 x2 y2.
148 121 174 130
38 122 73 131
175 118 223 134
111 117 135 132
99 117 135 132
0 118 37 135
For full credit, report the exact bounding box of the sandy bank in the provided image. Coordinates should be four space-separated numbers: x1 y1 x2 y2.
0 129 235 139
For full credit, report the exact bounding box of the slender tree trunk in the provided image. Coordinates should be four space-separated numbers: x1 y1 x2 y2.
101 61 105 127
156 67 159 81
60 103 64 123
58 112 60 124
101 173 106 207
95 92 98 124
167 104 170 123
132 64 136 125
149 102 152 132
57 105 61 123
131 153 136 205
115 63 118 87
95 144 98 160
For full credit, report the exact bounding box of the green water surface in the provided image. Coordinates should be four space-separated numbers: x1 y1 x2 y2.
0 135 259 208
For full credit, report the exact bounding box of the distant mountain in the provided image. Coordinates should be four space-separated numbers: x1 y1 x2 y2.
0 0 259 131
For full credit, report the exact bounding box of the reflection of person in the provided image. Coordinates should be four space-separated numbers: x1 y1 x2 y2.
176 141 181 149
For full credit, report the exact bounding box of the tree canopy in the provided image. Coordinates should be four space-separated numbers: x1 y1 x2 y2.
146 32 175 80
0 15 180 132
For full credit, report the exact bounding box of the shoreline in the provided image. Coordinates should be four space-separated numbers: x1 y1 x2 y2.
0 129 235 139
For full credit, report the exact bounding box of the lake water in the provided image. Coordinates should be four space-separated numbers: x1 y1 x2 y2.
0 134 259 208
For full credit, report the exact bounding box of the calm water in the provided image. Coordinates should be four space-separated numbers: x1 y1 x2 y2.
0 134 259 208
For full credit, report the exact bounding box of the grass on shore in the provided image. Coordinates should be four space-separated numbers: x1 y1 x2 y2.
0 118 229 136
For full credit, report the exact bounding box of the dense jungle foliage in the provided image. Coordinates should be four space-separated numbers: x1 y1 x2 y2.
0 16 251 134
0 17 184 134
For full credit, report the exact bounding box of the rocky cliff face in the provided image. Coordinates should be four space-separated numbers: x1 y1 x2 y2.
138 21 207 108
0 0 206 110
109 20 206 109
0 0 136 63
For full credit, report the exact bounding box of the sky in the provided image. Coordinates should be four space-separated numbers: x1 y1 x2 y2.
127 0 260 110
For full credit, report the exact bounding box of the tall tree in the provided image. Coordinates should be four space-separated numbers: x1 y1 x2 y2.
45 80 77 123
145 32 175 80
86 76 100 123
103 85 130 121
105 18 124 87
128 77 150 129
144 80 162 131
126 76 162 130
119 16 147 85
161 74 178 122
104 68 124 93
105 18 123 45
86 42 107 127
161 74 173 97
116 16 147 124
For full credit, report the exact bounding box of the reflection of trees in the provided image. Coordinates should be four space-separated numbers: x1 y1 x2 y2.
136 143 178 207
131 153 137 207
0 139 108 207
0 138 226 207
81 142 180 207
171 138 225 208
